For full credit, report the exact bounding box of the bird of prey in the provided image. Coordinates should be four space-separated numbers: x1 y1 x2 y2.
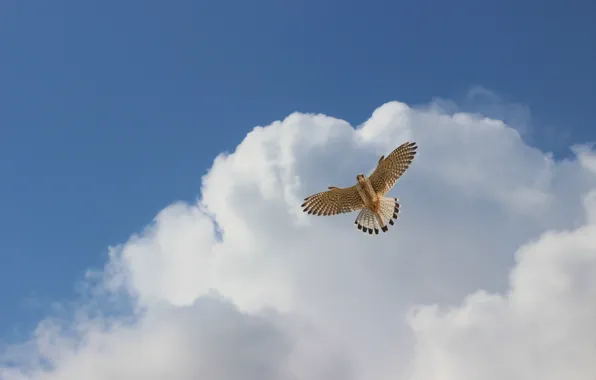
301 141 417 235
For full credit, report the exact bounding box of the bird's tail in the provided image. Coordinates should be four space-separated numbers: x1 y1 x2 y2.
354 197 400 235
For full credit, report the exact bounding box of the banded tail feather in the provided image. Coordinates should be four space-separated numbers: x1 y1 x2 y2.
354 197 400 235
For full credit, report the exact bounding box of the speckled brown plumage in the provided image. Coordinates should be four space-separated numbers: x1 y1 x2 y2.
368 141 418 196
301 185 364 216
301 141 418 235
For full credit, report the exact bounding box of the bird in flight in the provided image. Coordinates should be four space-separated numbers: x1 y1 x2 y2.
301 141 417 235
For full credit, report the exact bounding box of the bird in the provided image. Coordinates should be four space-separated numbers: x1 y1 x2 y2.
301 141 417 235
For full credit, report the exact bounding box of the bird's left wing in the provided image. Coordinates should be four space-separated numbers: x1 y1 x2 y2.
368 141 417 196
301 185 364 216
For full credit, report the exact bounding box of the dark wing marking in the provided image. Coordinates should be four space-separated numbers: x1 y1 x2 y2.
368 141 417 195
301 185 365 216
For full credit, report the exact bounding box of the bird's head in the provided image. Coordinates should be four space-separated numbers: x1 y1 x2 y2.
356 174 366 183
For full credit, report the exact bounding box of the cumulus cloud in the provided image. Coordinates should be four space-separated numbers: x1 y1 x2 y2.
408 192 596 380
2 100 596 380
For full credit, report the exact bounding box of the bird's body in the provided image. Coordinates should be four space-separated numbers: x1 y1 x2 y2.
356 174 378 210
301 141 417 235
356 174 384 227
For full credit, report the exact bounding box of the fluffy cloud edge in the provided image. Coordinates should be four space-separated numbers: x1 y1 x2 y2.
1 99 596 380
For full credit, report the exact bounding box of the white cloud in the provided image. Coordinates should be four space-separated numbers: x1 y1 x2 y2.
2 100 596 380
407 192 596 380
1 295 350 380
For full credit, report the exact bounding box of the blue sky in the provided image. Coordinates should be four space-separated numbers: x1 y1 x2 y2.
0 0 594 341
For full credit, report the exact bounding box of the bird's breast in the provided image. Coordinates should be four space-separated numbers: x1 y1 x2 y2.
357 181 379 210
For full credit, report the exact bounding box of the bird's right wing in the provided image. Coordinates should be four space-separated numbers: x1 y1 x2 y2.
301 185 364 216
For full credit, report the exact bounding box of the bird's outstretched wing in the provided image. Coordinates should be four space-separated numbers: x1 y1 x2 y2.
368 141 417 196
301 185 364 216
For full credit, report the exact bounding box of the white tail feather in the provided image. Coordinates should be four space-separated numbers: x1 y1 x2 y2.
354 197 400 235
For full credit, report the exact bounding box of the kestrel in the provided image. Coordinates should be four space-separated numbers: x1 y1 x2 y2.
301 141 417 235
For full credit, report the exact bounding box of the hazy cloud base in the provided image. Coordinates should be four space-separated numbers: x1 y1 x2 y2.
2 100 596 380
